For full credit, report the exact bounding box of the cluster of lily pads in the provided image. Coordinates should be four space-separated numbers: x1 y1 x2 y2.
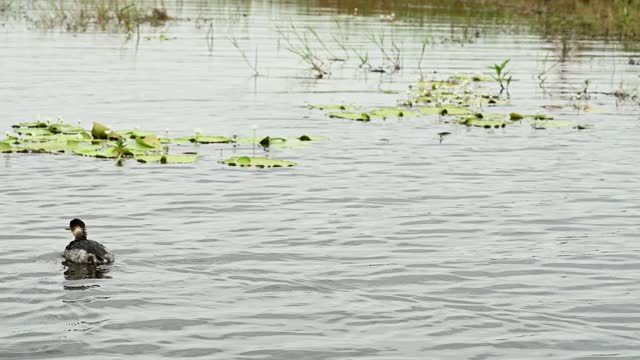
0 119 325 168
309 74 591 131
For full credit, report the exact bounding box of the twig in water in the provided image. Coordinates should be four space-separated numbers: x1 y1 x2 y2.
353 48 370 68
230 36 259 76
417 37 429 80
332 20 350 60
369 31 400 71
537 52 558 90
307 26 342 61
281 24 328 78
206 22 214 54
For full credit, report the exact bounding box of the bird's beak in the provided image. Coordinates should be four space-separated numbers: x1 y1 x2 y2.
64 226 70 230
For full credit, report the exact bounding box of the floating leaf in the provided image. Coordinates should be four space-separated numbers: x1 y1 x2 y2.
0 141 14 153
370 108 420 119
524 114 554 120
530 120 586 129
119 130 157 139
448 74 493 82
420 106 475 116
24 140 83 153
510 113 524 120
92 122 122 140
173 135 232 144
222 156 296 168
308 104 362 111
13 121 47 129
194 135 232 144
14 127 52 136
327 112 370 122
136 154 198 164
416 80 460 90
458 117 507 128
72 145 117 158
48 124 85 134
135 134 161 149
298 135 328 141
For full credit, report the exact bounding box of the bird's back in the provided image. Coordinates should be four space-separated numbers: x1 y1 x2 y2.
65 239 114 264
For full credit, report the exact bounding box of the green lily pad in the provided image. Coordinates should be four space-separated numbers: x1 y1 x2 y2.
416 80 460 90
172 135 232 144
13 121 48 129
420 106 475 116
14 127 53 136
222 156 296 168
136 154 198 164
298 135 328 141
458 117 507 128
92 121 122 140
531 120 580 128
119 130 157 139
369 108 420 119
19 132 86 143
448 74 493 82
24 139 84 153
327 112 371 122
48 124 85 134
526 114 554 120
0 141 14 153
72 145 117 158
135 134 161 149
510 113 524 120
308 104 363 111
194 135 232 144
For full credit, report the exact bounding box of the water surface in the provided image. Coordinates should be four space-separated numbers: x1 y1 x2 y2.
1 1 640 359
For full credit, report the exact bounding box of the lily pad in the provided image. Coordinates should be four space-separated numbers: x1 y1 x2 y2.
194 135 232 144
13 121 48 129
119 130 157 139
136 154 198 164
0 141 14 153
222 156 296 168
530 120 584 129
416 80 460 90
73 145 116 158
448 74 493 82
308 104 363 111
298 135 328 141
48 124 85 134
458 117 507 128
24 140 84 153
14 127 53 136
369 108 420 118
524 114 554 120
510 113 524 120
327 112 371 122
135 134 161 149
420 106 475 116
92 122 122 140
172 135 232 144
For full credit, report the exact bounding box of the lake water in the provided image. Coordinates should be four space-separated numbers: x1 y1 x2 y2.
1 1 640 359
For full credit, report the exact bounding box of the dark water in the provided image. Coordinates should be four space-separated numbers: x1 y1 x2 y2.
1 1 640 359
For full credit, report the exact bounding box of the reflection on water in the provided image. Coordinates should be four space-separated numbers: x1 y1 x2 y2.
63 262 111 281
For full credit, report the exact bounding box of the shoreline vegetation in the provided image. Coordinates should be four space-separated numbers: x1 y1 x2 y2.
1 1 639 40
2 0 172 32
318 0 640 40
